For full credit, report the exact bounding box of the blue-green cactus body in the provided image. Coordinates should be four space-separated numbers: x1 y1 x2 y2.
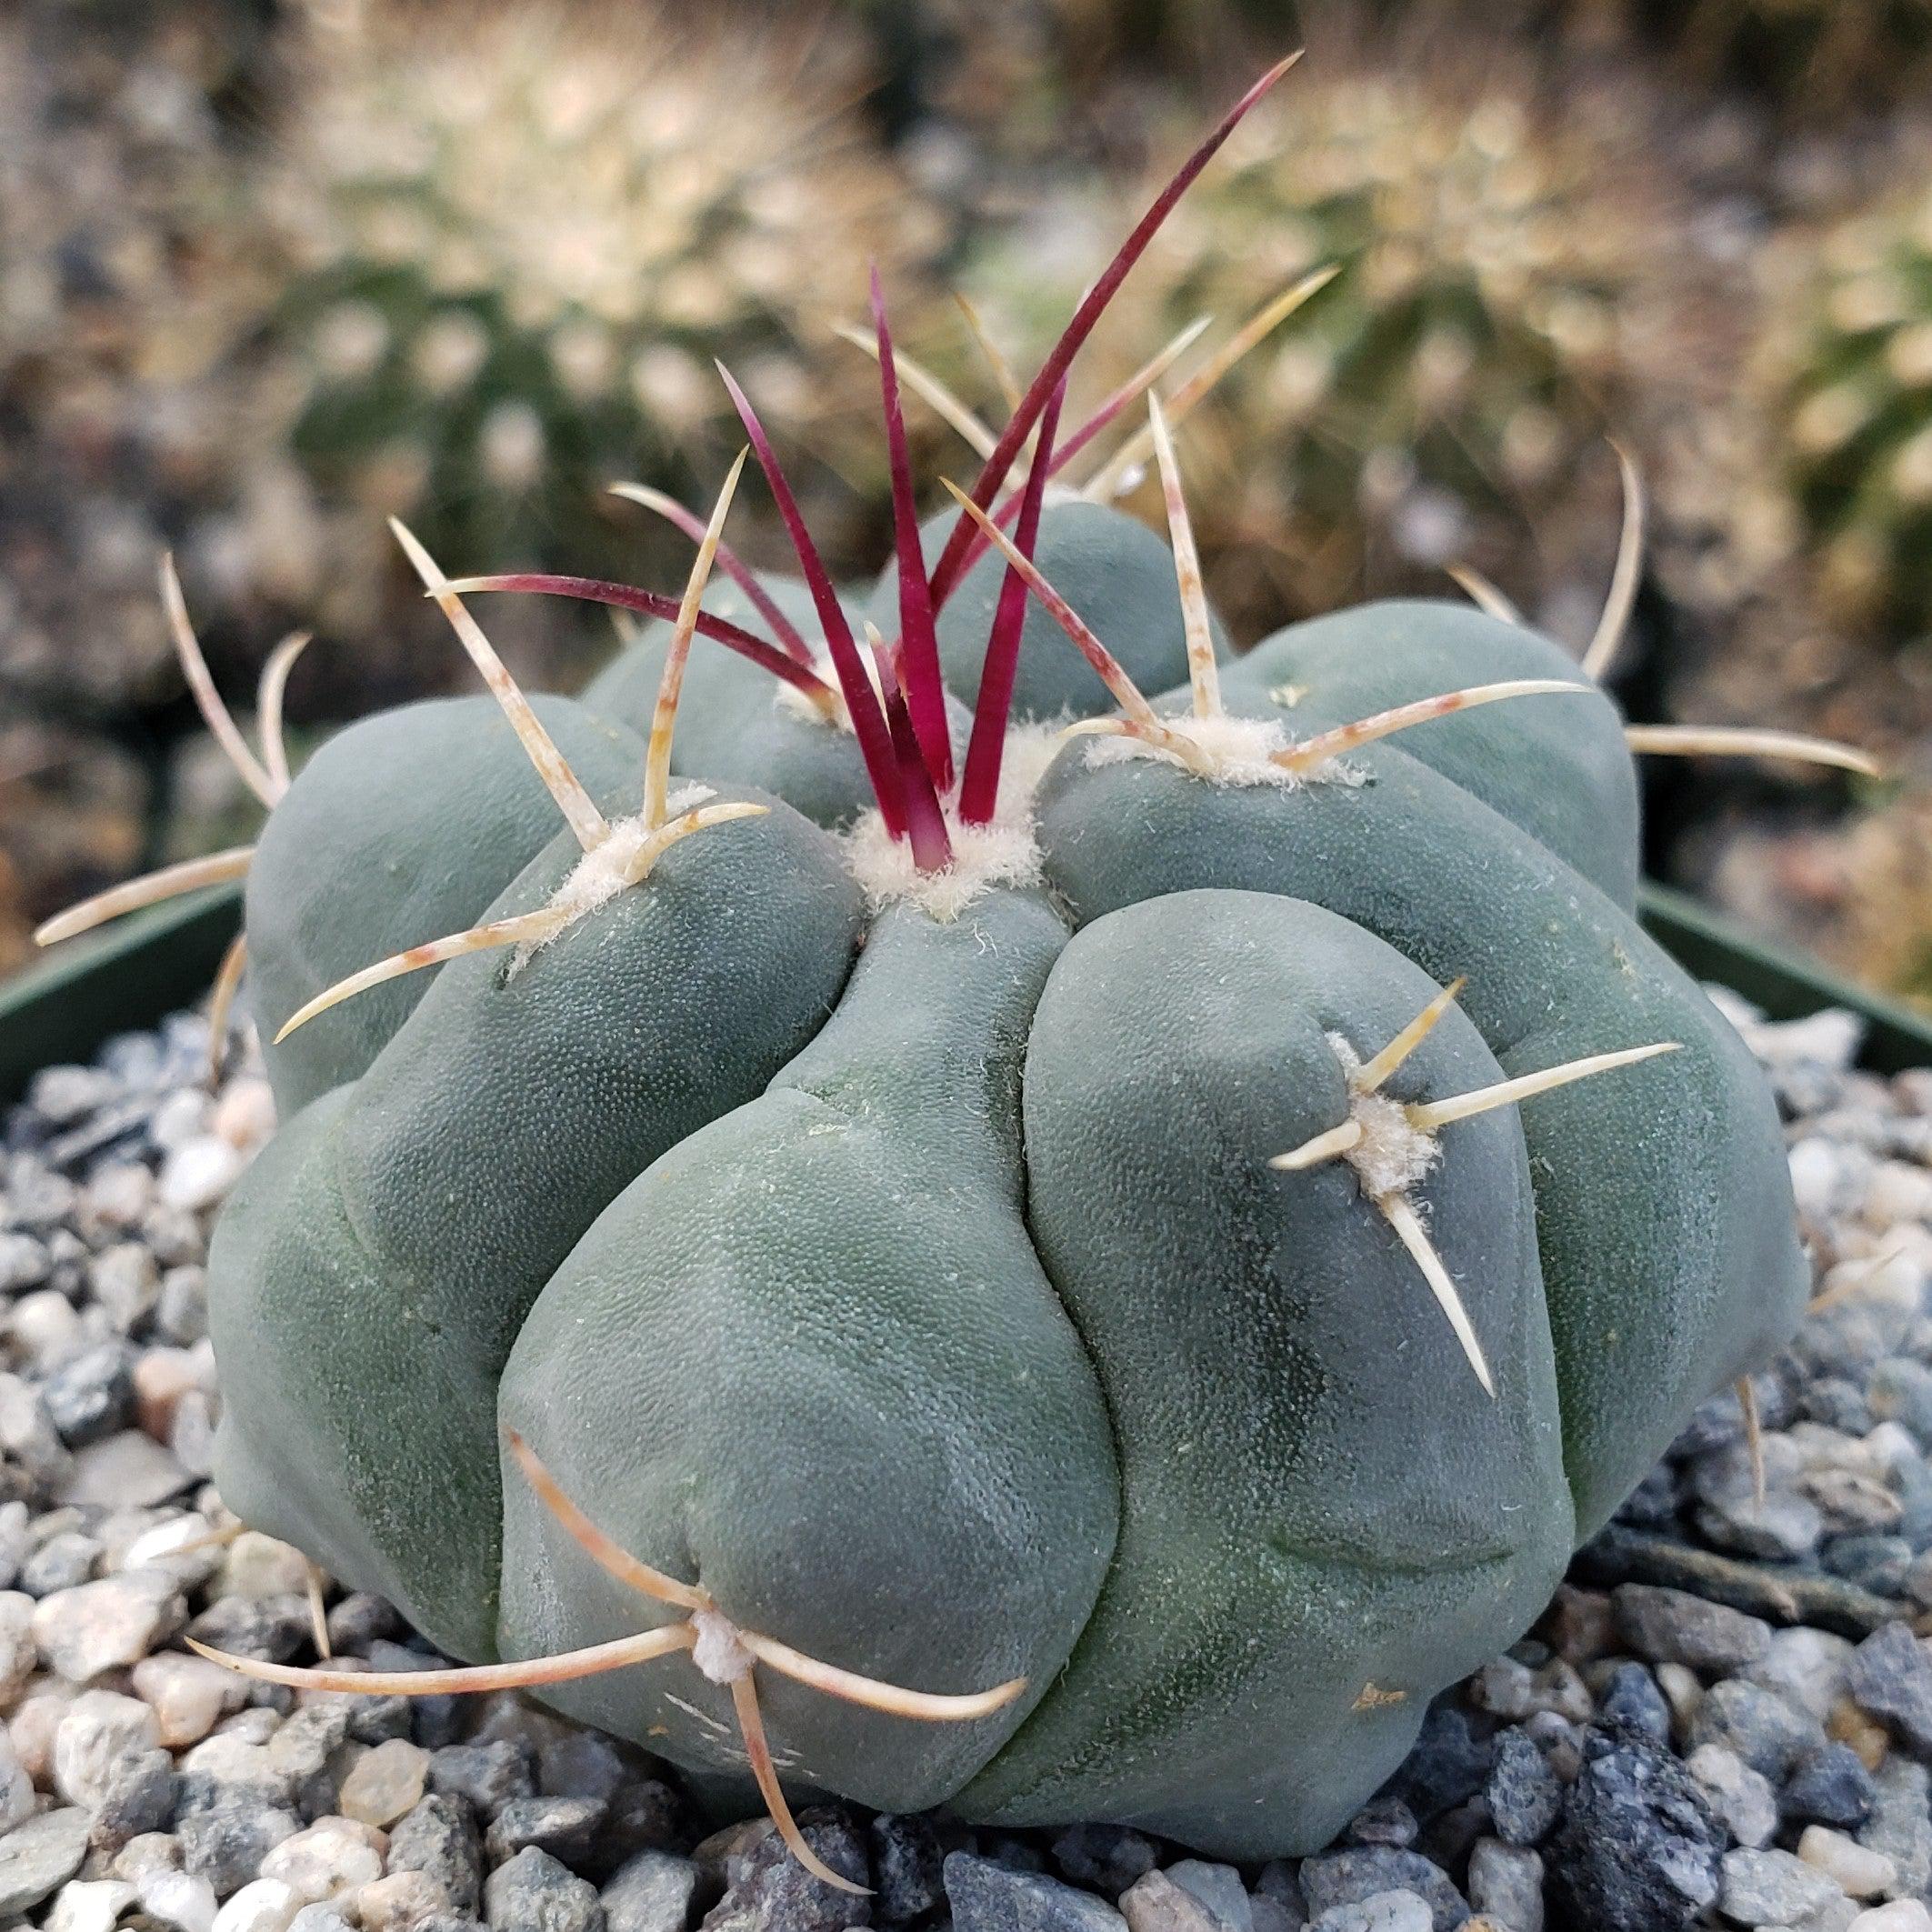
1224 600 1640 908
213 775 862 1658
957 888 1572 1848
1031 718 1803 1537
199 274 1805 1858
498 891 1117 1814
245 695 646 1116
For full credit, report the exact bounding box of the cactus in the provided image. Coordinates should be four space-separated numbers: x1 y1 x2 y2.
1750 150 1932 656
264 0 931 581
966 36 1715 635
39 64 1847 1872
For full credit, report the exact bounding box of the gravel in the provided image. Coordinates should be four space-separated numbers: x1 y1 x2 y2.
6 992 1932 1928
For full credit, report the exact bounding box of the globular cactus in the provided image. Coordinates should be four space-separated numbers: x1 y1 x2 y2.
967 34 1717 635
41 64 1850 1875
1750 150 1932 656
263 0 930 581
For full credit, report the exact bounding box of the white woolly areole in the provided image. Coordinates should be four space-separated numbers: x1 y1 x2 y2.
844 808 1043 921
839 721 1058 921
689 1607 754 1686
1327 1034 1440 1200
511 785 716 972
1080 711 1368 790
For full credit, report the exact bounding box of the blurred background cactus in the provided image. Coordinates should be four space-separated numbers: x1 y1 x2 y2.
961 25 1737 644
1751 149 1932 666
262 2 941 598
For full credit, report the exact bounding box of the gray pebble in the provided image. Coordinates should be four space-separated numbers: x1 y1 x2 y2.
1719 1847 1843 1927
1597 1663 1673 1743
41 1344 135 1447
428 1739 536 1819
1308 1895 1430 1932
1860 1757 1932 1898
485 1848 605 1932
485 1795 606 1873
389 1795 484 1918
1052 1824 1160 1895
1784 1745 1877 1829
1298 1849 1467 1932
0 1807 92 1916
599 1851 698 1932
1613 1585 1772 1674
1847 1622 1932 1758
90 1747 180 1854
1168 1861 1254 1932
1343 1800 1417 1849
869 1814 943 1925
945 1850 1128 1930
176 1796 300 1897
1547 1727 1723 1932
1483 1730 1560 1846
1686 1677 1827 1781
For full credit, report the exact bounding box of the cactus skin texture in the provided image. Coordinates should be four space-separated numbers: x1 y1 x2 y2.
34 65 1807 1867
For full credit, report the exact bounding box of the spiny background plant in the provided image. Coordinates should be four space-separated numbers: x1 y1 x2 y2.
36 60 1867 1879
963 25 1733 638
1747 145 1932 666
261 0 941 592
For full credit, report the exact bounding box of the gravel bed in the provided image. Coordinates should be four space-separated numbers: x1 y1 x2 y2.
4 994 1932 1932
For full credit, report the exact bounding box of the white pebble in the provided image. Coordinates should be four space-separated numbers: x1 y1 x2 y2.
53 1689 160 1809
1801 1826 1898 1900
34 1568 185 1681
1791 1138 1848 1219
47 1878 138 1932
56 1433 191 1511
1689 1743 1779 1849
212 1879 302 1932
9 1290 82 1366
337 1738 427 1828
0 1725 34 1829
12 1682 79 1784
353 1871 447 1932
0 1590 38 1707
262 1819 385 1904
137 1869 219 1932
158 1138 244 1214
132 1651 246 1748
212 1078 275 1151
215 1533 312 1603
1852 1906 1932 1932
